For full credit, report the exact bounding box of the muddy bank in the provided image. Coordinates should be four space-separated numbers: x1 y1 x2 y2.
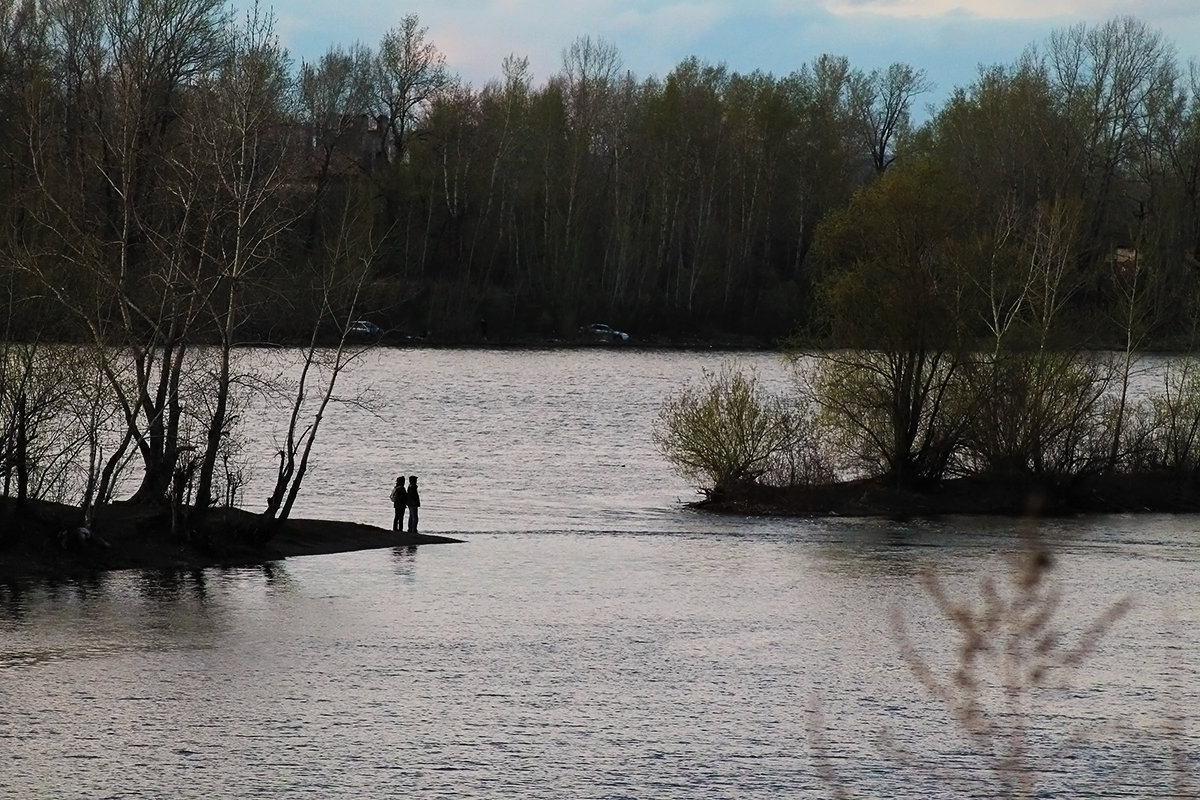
0 499 462 582
694 473 1200 519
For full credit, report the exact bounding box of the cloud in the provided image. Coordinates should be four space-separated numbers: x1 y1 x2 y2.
819 0 1188 21
259 0 1200 97
408 1 740 85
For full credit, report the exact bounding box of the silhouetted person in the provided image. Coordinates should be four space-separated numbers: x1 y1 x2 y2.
406 475 421 534
390 476 405 531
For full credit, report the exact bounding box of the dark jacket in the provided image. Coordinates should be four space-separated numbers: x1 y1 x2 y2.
406 485 420 508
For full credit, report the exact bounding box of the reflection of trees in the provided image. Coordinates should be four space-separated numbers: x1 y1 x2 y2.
0 580 26 620
136 568 209 603
258 561 295 594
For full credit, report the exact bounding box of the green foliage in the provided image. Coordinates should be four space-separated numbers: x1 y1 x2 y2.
804 160 975 487
813 158 973 349
653 362 817 492
804 349 967 487
769 347 1200 488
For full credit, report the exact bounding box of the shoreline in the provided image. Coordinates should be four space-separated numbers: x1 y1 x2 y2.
692 473 1200 519
0 499 463 583
5 470 1198 582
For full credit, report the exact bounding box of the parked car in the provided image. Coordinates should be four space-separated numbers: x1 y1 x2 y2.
582 323 630 342
347 319 383 338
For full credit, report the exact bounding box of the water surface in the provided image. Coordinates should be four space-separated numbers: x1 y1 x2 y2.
2 349 1197 798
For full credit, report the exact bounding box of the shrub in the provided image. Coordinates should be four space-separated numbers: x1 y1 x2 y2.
1145 358 1200 473
957 351 1117 478
803 349 967 487
653 362 808 494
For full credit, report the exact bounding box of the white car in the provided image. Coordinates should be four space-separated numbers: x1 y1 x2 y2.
347 319 383 338
584 323 630 342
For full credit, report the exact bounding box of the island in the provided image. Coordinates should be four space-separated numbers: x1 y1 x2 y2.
693 472 1200 519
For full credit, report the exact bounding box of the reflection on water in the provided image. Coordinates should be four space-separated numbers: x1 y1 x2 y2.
135 569 211 603
2 523 1197 799
390 545 419 581
1 350 1198 798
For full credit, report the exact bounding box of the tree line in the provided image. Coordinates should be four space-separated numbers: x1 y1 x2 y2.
0 0 386 527
2 6 1197 347
2 8 1190 347
0 2 1198 519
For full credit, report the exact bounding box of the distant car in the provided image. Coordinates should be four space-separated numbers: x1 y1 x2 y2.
583 323 630 342
347 319 383 338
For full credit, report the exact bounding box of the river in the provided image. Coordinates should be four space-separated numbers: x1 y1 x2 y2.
1 348 1197 798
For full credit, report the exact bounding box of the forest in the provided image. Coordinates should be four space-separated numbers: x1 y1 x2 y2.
1 1 1200 523
2 5 1197 346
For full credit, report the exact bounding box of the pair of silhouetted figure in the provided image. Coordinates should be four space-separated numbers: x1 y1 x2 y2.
390 475 421 534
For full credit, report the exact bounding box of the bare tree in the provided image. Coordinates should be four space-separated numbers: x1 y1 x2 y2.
372 14 449 166
24 0 228 504
177 5 298 512
296 42 374 252
263 195 381 526
1046 17 1178 258
850 62 931 172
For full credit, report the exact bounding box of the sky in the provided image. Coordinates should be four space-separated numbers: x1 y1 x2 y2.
261 0 1200 109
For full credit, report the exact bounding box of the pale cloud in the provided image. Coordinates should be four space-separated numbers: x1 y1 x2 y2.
260 0 1200 99
411 1 739 85
821 0 1186 21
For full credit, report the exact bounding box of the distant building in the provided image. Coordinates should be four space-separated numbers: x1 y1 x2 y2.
306 113 396 177
1113 246 1139 276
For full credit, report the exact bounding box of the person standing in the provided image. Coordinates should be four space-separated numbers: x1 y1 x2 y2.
390 476 406 531
406 475 421 534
